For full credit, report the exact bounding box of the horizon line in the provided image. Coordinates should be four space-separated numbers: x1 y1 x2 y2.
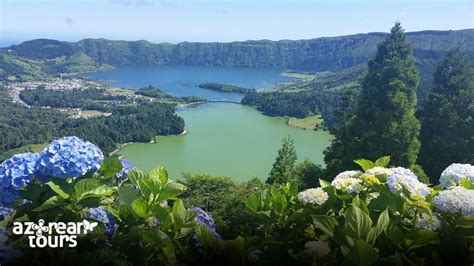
3 28 473 48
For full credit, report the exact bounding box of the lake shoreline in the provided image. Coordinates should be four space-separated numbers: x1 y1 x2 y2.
109 128 188 156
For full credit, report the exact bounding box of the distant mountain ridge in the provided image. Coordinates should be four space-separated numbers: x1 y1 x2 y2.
2 29 473 72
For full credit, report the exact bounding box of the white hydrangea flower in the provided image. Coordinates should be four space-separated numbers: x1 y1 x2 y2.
415 212 441 231
298 188 329 205
387 167 430 198
331 170 363 193
366 167 393 179
439 163 474 188
304 240 330 258
433 186 474 216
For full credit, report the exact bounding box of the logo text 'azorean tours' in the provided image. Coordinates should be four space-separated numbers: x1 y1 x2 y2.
12 219 98 248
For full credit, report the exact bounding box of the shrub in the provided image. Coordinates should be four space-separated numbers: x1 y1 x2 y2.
0 138 472 265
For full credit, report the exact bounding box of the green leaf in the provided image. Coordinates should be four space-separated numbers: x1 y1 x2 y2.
273 193 288 215
343 206 372 240
375 209 390 237
150 166 168 185
287 181 298 195
33 196 66 212
172 199 186 226
366 209 390 245
118 186 140 209
245 194 261 213
354 159 375 172
159 182 187 201
312 215 338 238
99 157 123 179
344 239 379 266
385 222 403 247
141 228 171 245
352 195 369 214
458 216 474 229
74 178 101 197
131 198 148 218
319 179 331 188
195 224 219 248
46 179 72 199
77 185 115 201
153 206 172 231
374 156 390 167
404 230 439 251
459 178 473 189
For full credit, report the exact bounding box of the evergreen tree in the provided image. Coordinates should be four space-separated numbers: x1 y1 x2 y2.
418 49 474 181
267 136 297 184
324 22 421 177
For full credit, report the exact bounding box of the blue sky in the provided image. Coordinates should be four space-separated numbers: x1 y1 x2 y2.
1 0 473 46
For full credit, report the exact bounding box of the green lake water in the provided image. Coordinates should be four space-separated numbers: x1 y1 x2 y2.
88 66 333 182
119 102 333 182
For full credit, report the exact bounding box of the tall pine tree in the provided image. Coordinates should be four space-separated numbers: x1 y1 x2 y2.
418 49 474 181
267 136 297 184
324 22 421 177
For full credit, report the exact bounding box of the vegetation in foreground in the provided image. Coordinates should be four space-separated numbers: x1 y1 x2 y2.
0 136 472 265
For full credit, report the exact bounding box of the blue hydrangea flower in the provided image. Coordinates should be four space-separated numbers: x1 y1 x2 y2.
116 158 137 181
190 207 222 246
387 167 430 198
86 207 117 237
0 153 40 207
0 207 14 221
37 136 104 179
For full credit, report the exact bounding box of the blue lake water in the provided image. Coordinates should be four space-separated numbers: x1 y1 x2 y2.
85 65 296 101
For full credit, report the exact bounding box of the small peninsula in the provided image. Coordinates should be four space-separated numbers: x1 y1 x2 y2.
197 82 254 94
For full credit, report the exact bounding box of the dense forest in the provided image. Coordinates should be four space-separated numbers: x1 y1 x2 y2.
0 88 184 160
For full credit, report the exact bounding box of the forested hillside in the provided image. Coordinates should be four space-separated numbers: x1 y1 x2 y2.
0 88 184 160
1 29 473 72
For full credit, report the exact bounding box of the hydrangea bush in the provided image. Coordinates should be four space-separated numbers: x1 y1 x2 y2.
0 137 472 265
0 136 230 265
245 156 474 265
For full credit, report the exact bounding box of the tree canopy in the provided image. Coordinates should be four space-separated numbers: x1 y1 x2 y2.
418 49 474 181
324 22 421 176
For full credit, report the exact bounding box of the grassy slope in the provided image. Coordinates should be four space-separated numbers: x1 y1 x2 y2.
288 115 323 130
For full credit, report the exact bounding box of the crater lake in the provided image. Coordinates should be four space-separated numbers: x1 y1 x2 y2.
86 65 333 181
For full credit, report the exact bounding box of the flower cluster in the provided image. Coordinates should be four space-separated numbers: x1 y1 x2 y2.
116 158 137 182
360 173 381 186
86 207 117 237
37 136 103 179
432 186 474 216
331 170 363 193
0 153 40 207
439 163 474 188
415 213 441 231
298 188 329 205
365 167 393 181
190 207 222 246
387 167 430 198
304 240 330 258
